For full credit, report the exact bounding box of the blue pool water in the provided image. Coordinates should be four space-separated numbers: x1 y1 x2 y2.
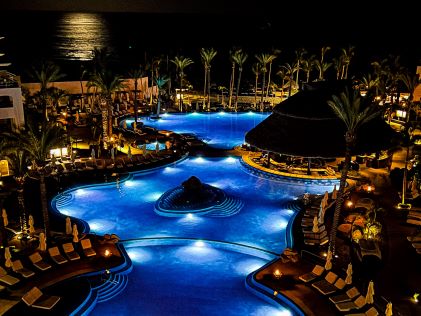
55 157 335 315
124 112 269 149
91 244 291 316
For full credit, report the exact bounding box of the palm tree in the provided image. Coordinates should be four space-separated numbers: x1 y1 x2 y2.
252 63 262 108
316 46 331 80
280 63 297 98
360 73 380 99
340 46 355 79
218 86 228 105
5 150 30 235
170 56 194 112
79 65 88 110
255 53 276 110
266 50 281 98
2 120 66 238
200 48 217 111
301 55 316 83
154 75 169 117
327 88 381 256
332 57 343 80
128 65 144 125
228 49 238 110
276 68 286 99
87 70 126 143
31 62 65 122
232 50 248 111
294 48 306 86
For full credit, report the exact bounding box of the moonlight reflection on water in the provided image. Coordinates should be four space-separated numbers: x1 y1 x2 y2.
54 12 110 60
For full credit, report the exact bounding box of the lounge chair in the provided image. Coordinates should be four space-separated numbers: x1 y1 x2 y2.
0 266 20 286
346 306 379 316
330 286 360 304
412 242 421 249
314 276 346 295
29 252 52 271
12 260 35 278
407 235 421 242
62 243 80 261
22 286 61 310
48 246 68 265
312 271 338 293
298 264 325 283
335 295 367 312
80 238 96 257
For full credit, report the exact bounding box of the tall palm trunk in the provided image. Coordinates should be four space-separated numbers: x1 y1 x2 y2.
39 170 51 238
228 63 235 109
329 140 352 255
179 72 184 112
265 62 273 97
156 90 162 117
16 177 27 234
207 67 211 110
254 72 259 108
203 67 208 109
234 67 243 111
260 72 266 111
133 80 139 124
150 64 154 106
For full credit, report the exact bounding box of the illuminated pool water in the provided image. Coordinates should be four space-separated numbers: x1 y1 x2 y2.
55 157 335 315
123 112 269 149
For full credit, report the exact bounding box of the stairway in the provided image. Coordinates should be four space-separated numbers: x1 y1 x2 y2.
207 197 244 217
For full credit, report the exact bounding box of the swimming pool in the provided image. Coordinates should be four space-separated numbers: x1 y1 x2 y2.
55 157 335 315
123 112 269 149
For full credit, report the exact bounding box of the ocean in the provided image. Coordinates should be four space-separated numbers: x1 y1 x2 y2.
0 10 419 86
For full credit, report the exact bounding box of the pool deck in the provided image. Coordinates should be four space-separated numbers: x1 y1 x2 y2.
252 146 421 316
2 135 420 315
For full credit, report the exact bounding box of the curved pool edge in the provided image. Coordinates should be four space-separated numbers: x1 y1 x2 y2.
121 237 279 261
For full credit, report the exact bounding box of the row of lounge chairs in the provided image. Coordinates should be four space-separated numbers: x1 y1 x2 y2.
299 265 379 315
407 210 421 226
46 152 173 175
301 198 329 246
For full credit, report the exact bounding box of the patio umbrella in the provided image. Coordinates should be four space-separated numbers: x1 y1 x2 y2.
155 142 160 153
332 185 337 200
128 146 132 159
365 280 375 304
111 147 115 160
324 249 332 271
323 191 329 205
65 217 72 235
123 120 127 129
318 203 325 224
345 262 353 284
312 216 319 233
133 121 137 130
28 215 35 234
1 208 8 226
51 154 56 166
91 148 96 159
75 111 80 123
385 301 393 316
39 232 47 251
4 246 12 268
142 143 147 155
72 223 79 243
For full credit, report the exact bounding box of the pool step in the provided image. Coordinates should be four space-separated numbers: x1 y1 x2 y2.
282 200 303 213
55 192 74 208
97 274 129 303
207 196 244 217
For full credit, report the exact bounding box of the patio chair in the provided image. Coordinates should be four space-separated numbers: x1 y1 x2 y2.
29 252 52 271
313 276 346 295
22 286 61 310
329 286 360 304
298 264 325 283
12 260 35 278
62 242 80 261
80 238 96 257
346 306 379 316
48 246 68 265
335 295 367 312
0 266 20 286
312 271 338 293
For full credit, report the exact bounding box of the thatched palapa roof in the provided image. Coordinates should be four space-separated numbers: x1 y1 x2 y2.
245 81 399 158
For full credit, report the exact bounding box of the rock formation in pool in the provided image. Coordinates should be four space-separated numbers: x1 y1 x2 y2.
154 176 243 217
